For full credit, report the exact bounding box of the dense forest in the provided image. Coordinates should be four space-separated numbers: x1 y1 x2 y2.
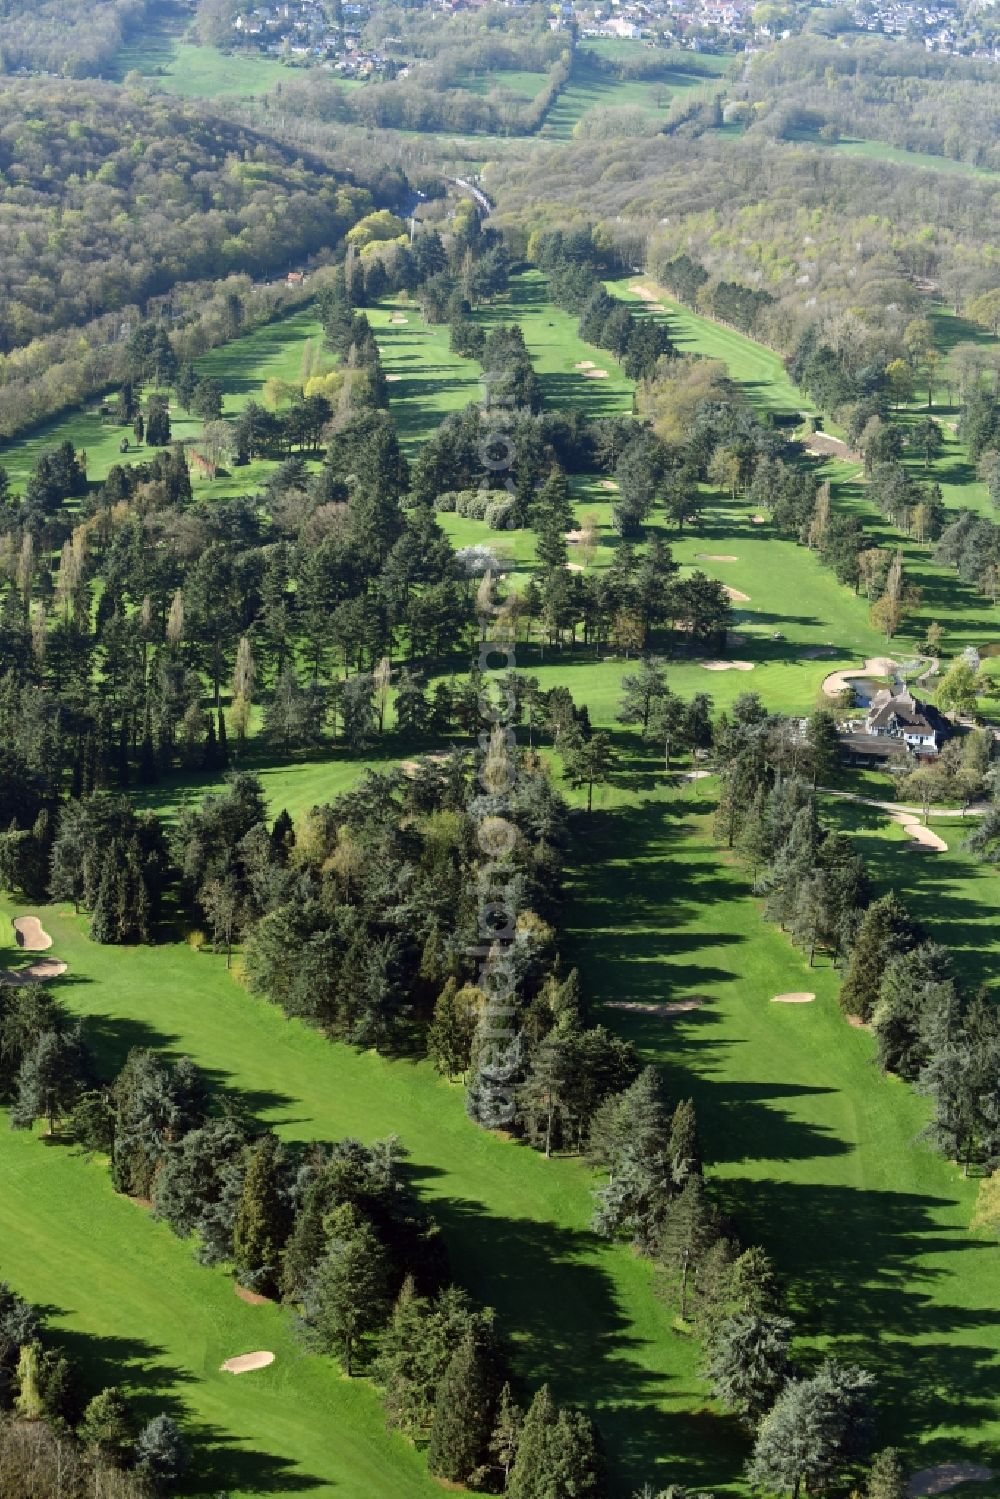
0 83 396 349
0 0 154 78
743 35 1000 172
490 129 999 341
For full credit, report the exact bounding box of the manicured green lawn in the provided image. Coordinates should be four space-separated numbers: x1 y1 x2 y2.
0 896 708 1498
7 766 1000 1492
0 1122 438 1498
479 270 635 416
565 779 1000 1485
371 301 483 450
458 68 550 101
2 309 324 499
789 130 999 181
608 276 806 418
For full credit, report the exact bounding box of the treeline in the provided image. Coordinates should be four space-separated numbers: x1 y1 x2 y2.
0 268 337 445
0 0 151 77
528 229 674 381
262 50 571 138
657 252 772 340
0 81 395 350
0 1276 189 1494
487 129 999 362
745 34 1000 173
0 979 610 1494
587 1063 883 1499
719 698 1000 1177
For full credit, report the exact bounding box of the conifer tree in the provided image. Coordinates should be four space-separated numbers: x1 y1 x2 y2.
669 1098 702 1187
507 1383 557 1499
427 1322 503 1483
232 1133 291 1296
134 1414 191 1487
546 1405 607 1498
658 1176 719 1319
867 1448 906 1499
840 894 920 1021
304 1203 391 1376
79 1387 135 1467
489 1381 523 1488
703 1310 793 1427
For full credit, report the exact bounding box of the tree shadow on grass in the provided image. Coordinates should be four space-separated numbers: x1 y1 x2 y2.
187 1428 327 1497
70 1009 301 1122
46 1327 196 1414
44 1324 325 1493
720 1174 1000 1457
399 1162 744 1493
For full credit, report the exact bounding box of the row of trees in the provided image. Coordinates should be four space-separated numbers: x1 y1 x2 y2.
717 700 1000 1177
0 1274 188 1492
264 49 573 138
588 1061 882 1497
2 975 611 1495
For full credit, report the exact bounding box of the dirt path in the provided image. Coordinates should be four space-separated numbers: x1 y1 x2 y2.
821 789 988 821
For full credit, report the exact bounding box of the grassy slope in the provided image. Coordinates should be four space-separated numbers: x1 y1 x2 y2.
0 1120 438 1498
0 901 710 1498
2 309 325 498
788 129 999 181
542 50 720 140
567 780 1000 1483
609 276 1000 674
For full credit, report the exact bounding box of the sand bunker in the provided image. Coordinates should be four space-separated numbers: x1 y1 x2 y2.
566 562 585 573
606 997 706 1016
892 811 948 852
702 660 755 672
822 657 897 698
235 1285 271 1306
631 285 656 302
847 1015 870 1030
384 373 402 383
696 554 738 562
220 1352 275 1375
584 369 609 379
804 432 857 462
389 313 408 323
650 303 666 312
751 514 767 525
908 1466 994 1498
0 957 67 986
599 479 619 491
772 992 815 1004
565 529 586 543
575 360 596 370
13 916 52 951
681 770 712 782
723 586 750 602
